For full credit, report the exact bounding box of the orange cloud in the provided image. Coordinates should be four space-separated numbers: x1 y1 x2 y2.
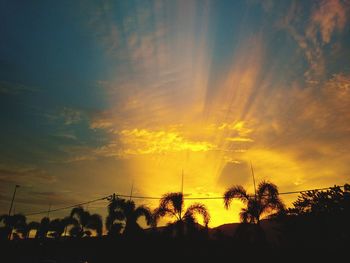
306 0 347 44
281 0 348 81
118 128 216 155
56 2 350 228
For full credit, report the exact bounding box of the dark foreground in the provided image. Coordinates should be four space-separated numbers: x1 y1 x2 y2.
1 235 348 263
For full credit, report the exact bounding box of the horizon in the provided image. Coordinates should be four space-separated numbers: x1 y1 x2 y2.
1 0 350 228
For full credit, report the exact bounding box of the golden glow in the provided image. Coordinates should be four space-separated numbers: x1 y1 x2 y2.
70 2 350 227
81 36 350 227
119 129 215 155
2 0 350 231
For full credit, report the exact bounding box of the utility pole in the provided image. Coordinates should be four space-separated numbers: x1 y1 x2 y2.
180 169 184 221
129 182 134 200
8 184 19 216
47 202 52 218
181 169 184 195
250 161 257 200
250 161 260 224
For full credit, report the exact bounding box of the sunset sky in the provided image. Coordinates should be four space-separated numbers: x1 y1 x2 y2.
1 0 350 228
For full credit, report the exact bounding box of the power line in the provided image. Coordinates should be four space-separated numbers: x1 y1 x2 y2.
114 185 347 200
24 184 347 217
25 196 110 216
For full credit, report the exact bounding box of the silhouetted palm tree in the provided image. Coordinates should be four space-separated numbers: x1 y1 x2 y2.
36 217 50 239
48 218 62 238
106 198 152 237
25 221 40 238
69 206 102 237
26 217 70 239
0 214 27 239
154 192 210 237
224 181 284 224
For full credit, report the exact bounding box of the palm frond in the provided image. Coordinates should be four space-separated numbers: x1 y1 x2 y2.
224 185 249 209
134 205 153 226
70 206 85 218
87 213 103 236
63 216 78 227
261 195 285 215
184 203 210 226
106 202 125 232
153 206 175 225
257 180 278 200
239 208 255 223
108 198 126 211
123 200 136 217
0 214 8 224
49 218 66 237
159 192 183 215
107 198 126 220
40 217 50 225
239 208 249 223
246 198 261 221
27 221 40 230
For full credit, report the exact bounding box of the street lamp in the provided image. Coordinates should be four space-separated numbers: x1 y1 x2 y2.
8 184 20 216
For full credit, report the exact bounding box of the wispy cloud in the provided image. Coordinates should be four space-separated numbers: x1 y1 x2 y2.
0 164 56 187
306 0 347 44
226 137 254 142
281 0 349 81
2 0 350 226
0 81 37 95
60 107 83 125
52 132 77 140
82 1 121 58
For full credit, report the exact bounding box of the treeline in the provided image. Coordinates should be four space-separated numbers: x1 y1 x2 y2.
1 181 349 248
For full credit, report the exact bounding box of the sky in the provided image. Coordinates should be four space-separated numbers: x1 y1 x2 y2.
0 0 350 228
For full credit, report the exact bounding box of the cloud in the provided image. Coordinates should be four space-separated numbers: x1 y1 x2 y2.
35 1 349 226
226 137 254 142
306 0 347 44
244 73 350 191
0 81 37 95
82 1 121 58
281 0 349 81
117 128 215 155
71 128 216 161
65 118 255 165
89 110 115 130
0 164 56 187
53 132 77 140
218 161 250 187
13 191 79 207
44 107 85 126
60 107 83 125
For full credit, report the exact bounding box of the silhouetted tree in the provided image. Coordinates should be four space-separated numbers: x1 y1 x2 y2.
154 192 210 237
25 221 40 238
278 184 350 249
0 214 27 240
224 181 284 245
47 217 77 239
106 198 152 237
36 217 50 239
69 207 102 237
224 181 284 224
289 184 350 215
